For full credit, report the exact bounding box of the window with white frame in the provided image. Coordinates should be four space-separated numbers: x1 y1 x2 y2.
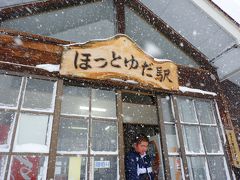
55 85 118 180
176 97 230 180
158 95 230 180
0 74 56 179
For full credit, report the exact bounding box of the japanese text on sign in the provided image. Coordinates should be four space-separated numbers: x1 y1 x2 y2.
73 51 173 83
60 35 179 90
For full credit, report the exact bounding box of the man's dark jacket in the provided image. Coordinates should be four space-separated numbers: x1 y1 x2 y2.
125 150 154 180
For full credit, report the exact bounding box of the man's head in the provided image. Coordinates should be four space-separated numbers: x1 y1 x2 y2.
133 134 149 155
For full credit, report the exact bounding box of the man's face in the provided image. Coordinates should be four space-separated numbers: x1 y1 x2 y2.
134 141 149 155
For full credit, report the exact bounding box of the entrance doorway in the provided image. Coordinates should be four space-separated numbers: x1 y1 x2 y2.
121 92 165 179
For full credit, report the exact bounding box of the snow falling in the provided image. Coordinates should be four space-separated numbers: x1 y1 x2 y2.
0 0 240 179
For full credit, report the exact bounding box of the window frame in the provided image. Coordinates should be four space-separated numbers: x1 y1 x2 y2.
0 73 57 180
170 95 232 180
47 81 119 179
0 71 233 180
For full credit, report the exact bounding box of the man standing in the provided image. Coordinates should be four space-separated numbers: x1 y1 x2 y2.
125 134 154 180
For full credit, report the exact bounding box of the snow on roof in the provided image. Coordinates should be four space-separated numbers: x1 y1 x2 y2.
36 64 60 72
179 86 217 96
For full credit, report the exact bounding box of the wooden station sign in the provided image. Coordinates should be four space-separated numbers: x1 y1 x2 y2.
60 34 179 90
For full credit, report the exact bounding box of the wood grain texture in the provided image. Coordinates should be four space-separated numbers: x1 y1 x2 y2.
60 35 179 90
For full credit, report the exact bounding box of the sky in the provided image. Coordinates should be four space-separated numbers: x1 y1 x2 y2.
212 0 240 24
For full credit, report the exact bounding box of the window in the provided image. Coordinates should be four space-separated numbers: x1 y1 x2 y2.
195 100 216 125
201 127 223 154
165 124 178 153
1 0 116 43
122 93 158 124
92 89 117 118
0 74 231 179
176 97 230 179
208 156 229 180
57 117 88 153
92 156 118 179
0 74 22 108
168 156 183 180
8 155 48 179
0 74 56 179
91 120 117 152
0 111 15 152
61 86 89 116
177 98 198 124
158 95 230 179
187 156 210 180
125 7 199 67
182 125 204 154
22 78 56 111
13 113 52 153
56 85 118 179
54 156 87 180
159 96 184 180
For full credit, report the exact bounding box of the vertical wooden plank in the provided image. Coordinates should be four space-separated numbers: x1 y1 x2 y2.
114 0 125 34
172 96 190 180
116 90 126 180
156 95 172 180
87 89 92 180
46 79 63 179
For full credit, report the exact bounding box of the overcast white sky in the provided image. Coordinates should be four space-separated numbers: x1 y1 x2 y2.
212 0 240 24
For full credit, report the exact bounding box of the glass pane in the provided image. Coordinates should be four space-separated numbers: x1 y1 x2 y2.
1 0 116 42
14 113 52 153
182 125 204 153
0 111 15 152
201 127 223 154
177 98 198 123
169 156 183 180
122 93 158 125
123 103 158 124
187 156 209 180
93 156 118 180
91 89 116 118
148 134 165 180
0 155 7 180
125 7 199 67
22 78 56 111
61 86 89 116
208 156 229 180
54 156 87 180
160 96 174 123
165 124 178 153
0 74 22 107
92 120 117 152
195 100 216 124
9 155 48 179
57 117 88 153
